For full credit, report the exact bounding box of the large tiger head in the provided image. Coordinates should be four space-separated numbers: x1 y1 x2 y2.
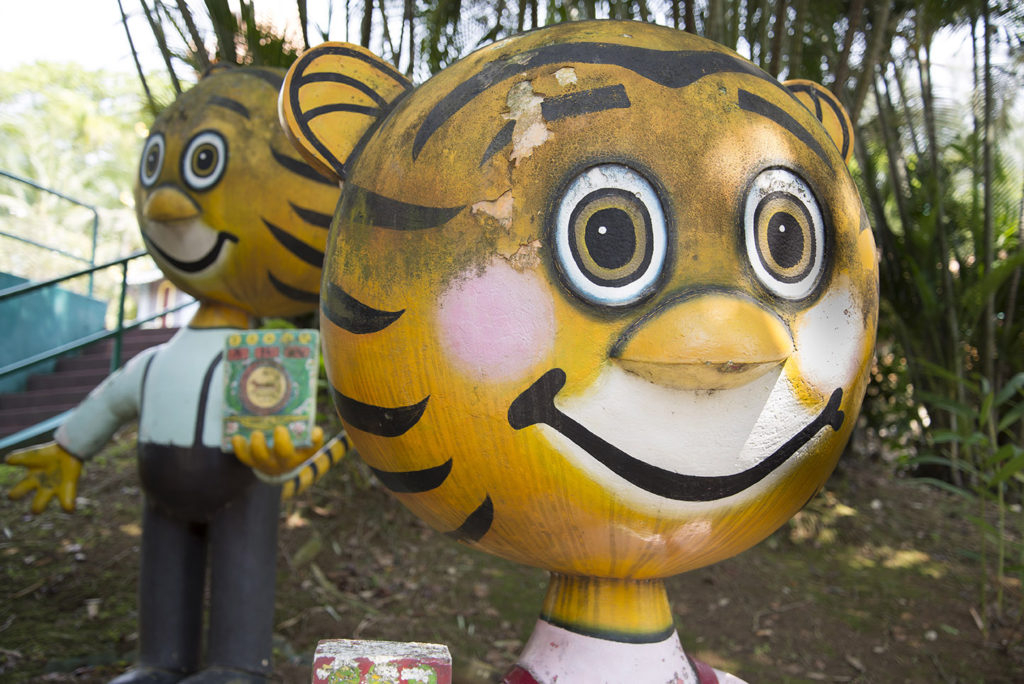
135 67 339 318
282 22 878 581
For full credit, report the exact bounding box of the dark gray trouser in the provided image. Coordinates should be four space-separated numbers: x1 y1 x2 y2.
137 443 280 676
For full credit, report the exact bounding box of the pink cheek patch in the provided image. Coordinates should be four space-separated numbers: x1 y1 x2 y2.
437 260 556 383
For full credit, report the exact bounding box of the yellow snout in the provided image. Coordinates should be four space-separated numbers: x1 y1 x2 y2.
143 187 201 222
614 293 793 390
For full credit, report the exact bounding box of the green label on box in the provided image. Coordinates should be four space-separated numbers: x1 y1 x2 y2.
222 329 319 450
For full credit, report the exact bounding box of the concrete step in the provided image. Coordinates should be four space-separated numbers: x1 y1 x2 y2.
0 326 178 440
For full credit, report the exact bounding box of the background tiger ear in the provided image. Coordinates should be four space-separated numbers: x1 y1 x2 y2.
783 79 854 166
280 42 412 184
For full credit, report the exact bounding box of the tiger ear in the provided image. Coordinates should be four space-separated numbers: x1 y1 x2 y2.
280 42 412 184
783 79 854 166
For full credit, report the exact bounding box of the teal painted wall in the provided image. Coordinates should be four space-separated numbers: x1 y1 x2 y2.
0 273 108 393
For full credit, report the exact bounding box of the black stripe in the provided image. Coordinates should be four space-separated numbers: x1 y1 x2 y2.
295 44 411 91
144 230 238 273
298 71 392 108
270 148 336 186
541 84 631 121
414 42 774 159
480 120 516 167
331 434 351 464
209 96 250 119
370 458 453 493
444 494 493 543
306 102 384 119
738 89 833 170
263 218 324 267
248 68 284 90
340 183 463 230
321 280 404 334
329 383 428 437
290 202 333 229
308 458 320 480
509 368 844 502
268 271 319 303
195 351 224 445
289 45 412 180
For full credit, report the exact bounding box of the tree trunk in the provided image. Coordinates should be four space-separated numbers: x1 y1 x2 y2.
833 0 865 97
707 0 724 45
919 36 967 488
789 0 806 76
767 0 786 77
361 0 374 47
982 3 996 387
404 0 416 76
297 0 310 49
849 0 893 124
684 0 696 33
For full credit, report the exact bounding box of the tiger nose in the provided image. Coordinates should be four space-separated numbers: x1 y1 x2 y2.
612 293 794 390
143 187 201 222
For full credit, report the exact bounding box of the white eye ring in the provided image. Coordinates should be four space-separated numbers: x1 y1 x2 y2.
181 130 228 191
552 164 669 307
139 134 165 188
743 167 826 300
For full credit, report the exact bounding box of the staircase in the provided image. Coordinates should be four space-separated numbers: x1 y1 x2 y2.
0 327 178 442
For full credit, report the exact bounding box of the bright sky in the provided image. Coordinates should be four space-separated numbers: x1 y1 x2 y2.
2 1 979 81
0 1 340 75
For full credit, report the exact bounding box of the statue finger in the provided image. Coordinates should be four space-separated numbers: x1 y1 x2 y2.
30 487 55 514
232 434 255 468
8 476 39 501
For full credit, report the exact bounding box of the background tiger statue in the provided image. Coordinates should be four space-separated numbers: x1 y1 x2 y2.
5 67 347 684
280 19 878 684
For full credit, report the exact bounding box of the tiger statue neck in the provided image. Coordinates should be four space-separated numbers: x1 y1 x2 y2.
188 301 254 330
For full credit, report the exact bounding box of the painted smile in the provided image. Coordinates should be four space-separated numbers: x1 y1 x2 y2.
508 368 844 502
143 229 239 273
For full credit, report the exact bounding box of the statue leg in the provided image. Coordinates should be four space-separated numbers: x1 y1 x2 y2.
111 499 206 684
185 480 281 683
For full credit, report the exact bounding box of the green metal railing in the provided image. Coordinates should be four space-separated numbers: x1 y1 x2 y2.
0 251 193 452
0 169 101 296
0 172 191 452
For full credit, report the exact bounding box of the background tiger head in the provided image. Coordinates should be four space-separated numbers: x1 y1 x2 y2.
135 67 339 318
282 21 878 580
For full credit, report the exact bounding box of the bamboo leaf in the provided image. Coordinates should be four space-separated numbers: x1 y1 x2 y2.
997 401 1024 432
995 372 1024 407
979 392 994 428
914 477 974 500
907 454 979 477
991 448 1024 485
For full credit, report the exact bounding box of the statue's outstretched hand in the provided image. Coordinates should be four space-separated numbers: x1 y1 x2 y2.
6 442 82 513
233 425 325 476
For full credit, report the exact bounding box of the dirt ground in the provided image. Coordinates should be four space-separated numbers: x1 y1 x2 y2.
1 425 1022 684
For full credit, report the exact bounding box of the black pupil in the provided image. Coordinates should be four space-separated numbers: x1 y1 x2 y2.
145 149 159 174
585 208 634 270
196 147 215 172
767 212 803 269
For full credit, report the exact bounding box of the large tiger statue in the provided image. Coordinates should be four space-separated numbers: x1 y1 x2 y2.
5 67 346 684
279 20 878 684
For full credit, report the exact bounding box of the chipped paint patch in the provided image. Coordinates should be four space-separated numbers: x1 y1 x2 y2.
471 190 514 230
505 81 551 166
554 67 578 87
503 239 543 271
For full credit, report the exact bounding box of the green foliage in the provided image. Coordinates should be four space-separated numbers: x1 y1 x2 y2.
904 369 1024 628
0 62 170 300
